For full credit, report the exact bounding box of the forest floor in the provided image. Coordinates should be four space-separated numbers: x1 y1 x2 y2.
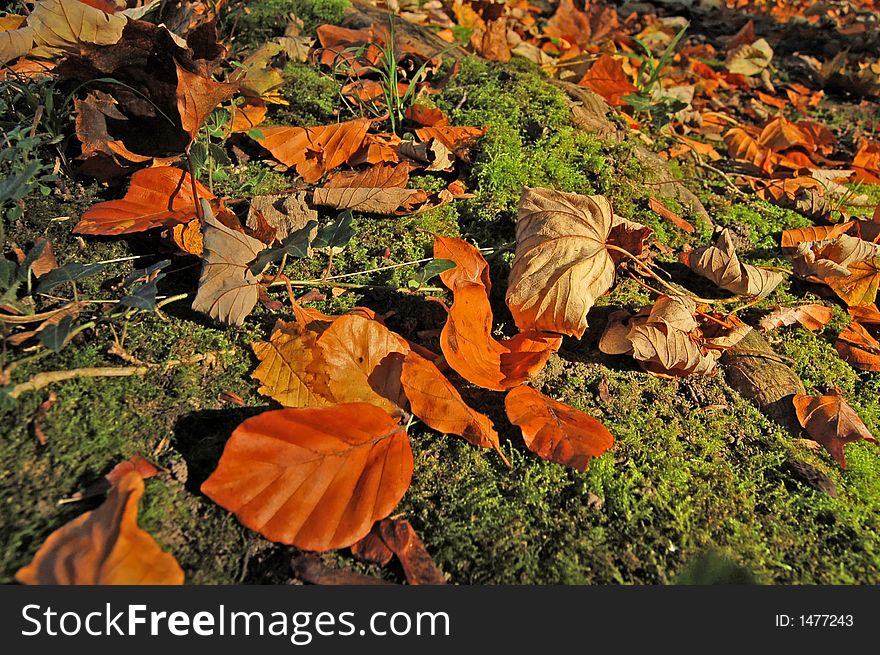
1 0 879 584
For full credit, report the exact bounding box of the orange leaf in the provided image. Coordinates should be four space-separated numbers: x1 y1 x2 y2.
853 140 880 184
75 166 213 235
648 196 695 233
229 100 267 133
759 304 833 332
441 280 560 390
835 321 880 371
171 218 203 255
15 471 184 585
175 62 236 140
433 234 492 291
793 389 877 468
577 55 637 107
414 125 486 153
256 119 372 183
400 350 502 454
201 404 413 551
505 385 613 472
781 221 854 252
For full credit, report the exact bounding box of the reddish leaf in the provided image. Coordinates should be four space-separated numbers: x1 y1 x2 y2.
433 234 492 291
350 523 394 566
378 519 445 585
759 304 833 332
505 385 613 472
15 471 184 585
578 55 637 107
75 167 213 235
201 404 413 551
648 196 694 233
793 389 877 468
414 125 486 154
835 321 880 371
175 61 236 140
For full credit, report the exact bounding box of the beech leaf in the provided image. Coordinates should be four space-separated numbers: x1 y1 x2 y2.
15 471 184 585
505 385 613 472
201 404 413 551
759 304 833 332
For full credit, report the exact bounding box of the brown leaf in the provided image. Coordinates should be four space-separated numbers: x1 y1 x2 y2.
505 385 613 472
29 237 57 277
246 191 318 243
685 228 784 297
400 350 501 453
793 389 877 468
171 218 203 255
577 55 637 107
378 519 445 585
759 304 833 332
312 163 428 215
835 321 880 371
792 234 880 306
725 38 773 76
506 187 616 337
75 167 213 235
608 215 653 263
256 119 372 183
414 125 486 155
293 553 393 585
781 221 854 252
470 17 511 62
15 471 184 585
201 404 413 550
192 199 267 326
175 61 236 140
350 523 394 566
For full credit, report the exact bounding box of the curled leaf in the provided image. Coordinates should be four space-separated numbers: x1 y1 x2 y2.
685 228 784 298
759 304 833 332
793 389 877 468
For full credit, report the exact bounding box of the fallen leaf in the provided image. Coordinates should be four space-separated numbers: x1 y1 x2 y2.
171 218 203 255
505 385 613 472
350 523 394 566
852 140 880 184
252 319 334 408
0 0 158 64
414 125 486 155
105 454 160 488
256 119 372 183
792 234 880 306
75 167 213 235
544 0 618 49
608 214 653 263
506 187 615 337
470 17 511 62
835 321 880 371
793 389 877 468
400 350 501 453
781 222 854 252
201 404 413 551
442 280 560 390
15 470 183 584
759 304 833 331
175 61 236 140
192 199 267 326
378 519 445 585
316 314 410 414
648 197 694 233
725 38 773 76
685 228 784 297
246 191 318 243
433 234 492 291
578 55 637 107
312 163 428 214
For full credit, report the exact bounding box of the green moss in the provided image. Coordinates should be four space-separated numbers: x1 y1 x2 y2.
713 199 813 251
230 0 349 45
274 63 342 126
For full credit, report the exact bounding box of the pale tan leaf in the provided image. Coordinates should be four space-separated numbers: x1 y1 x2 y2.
506 187 615 337
686 228 784 297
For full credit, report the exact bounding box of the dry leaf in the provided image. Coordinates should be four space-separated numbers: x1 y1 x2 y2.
792 234 880 306
192 199 267 326
685 228 784 297
793 389 877 468
76 167 213 235
256 119 371 183
835 321 880 371
377 519 445 585
246 191 318 243
400 350 501 453
725 38 773 76
759 304 833 331
252 320 334 408
171 218 204 256
648 197 694 233
175 61 236 140
312 163 427 214
506 187 615 337
414 125 486 154
350 523 393 566
15 471 183 585
505 385 613 471
577 55 637 107
201 404 413 551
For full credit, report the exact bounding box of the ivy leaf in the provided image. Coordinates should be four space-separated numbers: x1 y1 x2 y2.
312 211 355 254
35 262 104 294
38 315 74 352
